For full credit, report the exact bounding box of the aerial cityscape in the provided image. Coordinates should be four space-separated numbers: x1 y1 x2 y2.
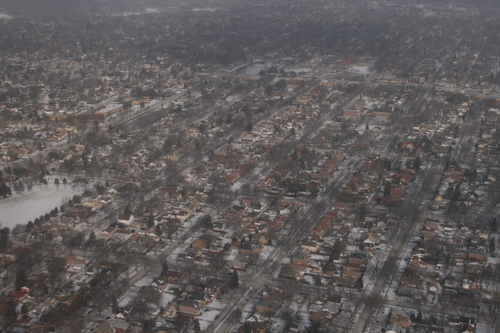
0 0 500 332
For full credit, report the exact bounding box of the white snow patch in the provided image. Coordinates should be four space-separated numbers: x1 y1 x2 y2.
133 276 154 288
347 65 373 75
159 292 176 307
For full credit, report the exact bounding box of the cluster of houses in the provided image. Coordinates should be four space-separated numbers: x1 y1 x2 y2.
102 195 204 254
237 287 344 333
341 83 414 120
256 149 345 198
94 268 225 332
279 204 386 292
337 156 417 207
396 217 495 302
177 196 301 272
380 309 478 333
1 255 128 333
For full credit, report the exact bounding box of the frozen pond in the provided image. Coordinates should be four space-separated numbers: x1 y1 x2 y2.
0 183 84 229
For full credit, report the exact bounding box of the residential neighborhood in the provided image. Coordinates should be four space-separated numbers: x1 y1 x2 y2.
1 0 500 332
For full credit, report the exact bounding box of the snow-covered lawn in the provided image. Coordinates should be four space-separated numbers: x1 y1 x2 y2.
159 292 176 307
476 322 495 333
206 300 226 310
198 308 221 330
0 183 83 229
118 293 136 307
302 275 314 285
133 276 154 288
259 245 275 261
223 249 238 262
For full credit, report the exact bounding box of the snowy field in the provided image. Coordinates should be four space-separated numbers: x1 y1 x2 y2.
0 183 83 229
230 63 267 77
242 64 266 76
289 67 312 74
347 65 373 75
193 7 222 12
117 8 160 16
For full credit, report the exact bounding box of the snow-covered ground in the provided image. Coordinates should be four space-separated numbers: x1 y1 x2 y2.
116 8 160 16
193 7 222 12
347 65 373 75
259 245 274 262
477 322 495 333
289 67 312 74
198 308 220 330
242 64 266 76
0 183 83 229
0 13 12 19
160 292 176 308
